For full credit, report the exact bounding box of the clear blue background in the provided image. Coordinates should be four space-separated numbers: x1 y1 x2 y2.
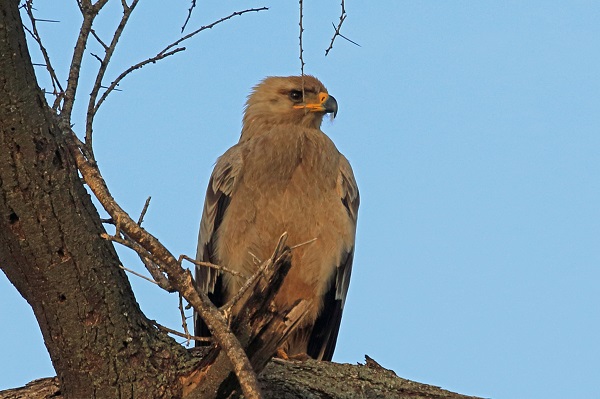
1 2 599 398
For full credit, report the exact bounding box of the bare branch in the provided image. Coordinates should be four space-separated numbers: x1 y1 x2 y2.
179 254 248 279
102 232 174 291
94 47 185 116
181 0 197 33
179 294 192 345
90 29 109 50
94 7 268 115
22 1 64 108
119 264 160 286
298 0 305 87
163 7 268 56
137 253 173 291
151 320 211 343
325 1 360 56
325 0 346 56
85 0 140 158
65 130 262 399
61 0 110 123
137 196 151 226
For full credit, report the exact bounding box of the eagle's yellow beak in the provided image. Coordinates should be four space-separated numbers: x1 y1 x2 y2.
293 92 338 118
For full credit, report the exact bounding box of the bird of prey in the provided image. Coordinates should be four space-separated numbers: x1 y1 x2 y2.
194 75 359 361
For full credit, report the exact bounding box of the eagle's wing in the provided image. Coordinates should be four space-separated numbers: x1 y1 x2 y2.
307 155 359 360
194 146 243 339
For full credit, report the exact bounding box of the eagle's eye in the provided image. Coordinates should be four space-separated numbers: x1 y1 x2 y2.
288 90 303 103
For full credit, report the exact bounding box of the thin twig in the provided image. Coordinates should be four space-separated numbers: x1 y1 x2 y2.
179 294 192 345
85 0 140 159
337 30 361 48
181 0 197 32
102 232 173 291
298 0 305 96
162 7 268 57
179 254 248 279
94 7 267 116
136 249 173 291
31 18 60 23
61 0 109 124
151 320 211 343
93 48 184 116
119 265 160 286
90 29 109 50
325 0 346 56
137 196 151 226
22 0 64 107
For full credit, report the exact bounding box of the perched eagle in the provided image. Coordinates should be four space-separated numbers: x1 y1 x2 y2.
194 75 359 361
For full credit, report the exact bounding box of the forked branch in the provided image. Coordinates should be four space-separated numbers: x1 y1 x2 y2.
325 0 360 56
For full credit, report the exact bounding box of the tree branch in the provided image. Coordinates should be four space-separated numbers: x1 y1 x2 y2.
64 130 263 399
93 7 267 117
85 0 140 159
181 0 197 32
0 360 486 399
325 0 346 56
61 0 109 122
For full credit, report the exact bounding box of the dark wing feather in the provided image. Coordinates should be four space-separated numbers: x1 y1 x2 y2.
307 156 359 360
194 147 242 342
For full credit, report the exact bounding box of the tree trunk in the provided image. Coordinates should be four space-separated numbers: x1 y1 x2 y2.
0 1 191 397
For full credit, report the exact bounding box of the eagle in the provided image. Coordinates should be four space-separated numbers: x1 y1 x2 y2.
194 75 359 361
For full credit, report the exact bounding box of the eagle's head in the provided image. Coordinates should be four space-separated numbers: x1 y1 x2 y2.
242 75 338 137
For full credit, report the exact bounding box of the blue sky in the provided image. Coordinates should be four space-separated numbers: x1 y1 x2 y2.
1 2 599 398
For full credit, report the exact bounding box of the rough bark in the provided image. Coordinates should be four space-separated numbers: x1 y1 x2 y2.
0 1 191 397
0 359 484 399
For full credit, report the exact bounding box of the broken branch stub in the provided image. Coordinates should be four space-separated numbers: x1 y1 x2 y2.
182 236 310 399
